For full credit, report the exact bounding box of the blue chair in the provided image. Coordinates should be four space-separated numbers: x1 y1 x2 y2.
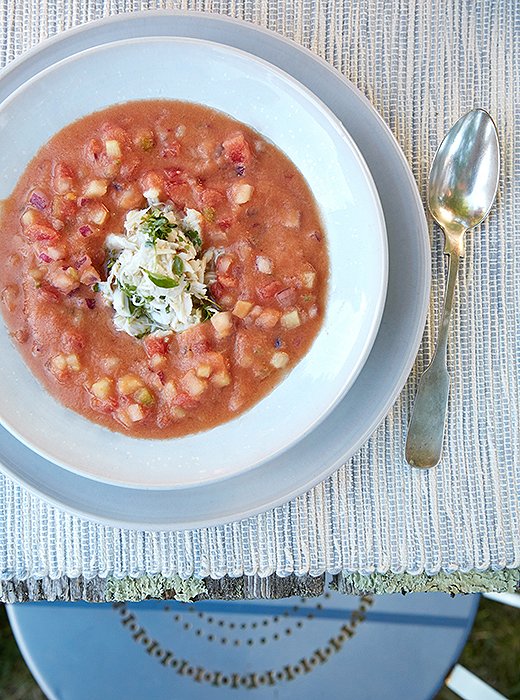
8 588 512 699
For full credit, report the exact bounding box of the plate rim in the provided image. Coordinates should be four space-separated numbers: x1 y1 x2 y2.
0 10 430 529
0 32 388 489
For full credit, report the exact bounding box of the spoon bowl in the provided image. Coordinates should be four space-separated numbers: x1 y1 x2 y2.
428 108 500 235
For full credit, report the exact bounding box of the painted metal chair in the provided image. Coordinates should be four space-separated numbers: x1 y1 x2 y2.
6 590 518 699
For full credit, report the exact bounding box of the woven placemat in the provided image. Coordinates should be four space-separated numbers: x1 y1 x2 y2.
0 0 518 601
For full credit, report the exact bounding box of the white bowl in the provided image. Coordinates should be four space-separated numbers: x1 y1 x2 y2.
0 37 387 488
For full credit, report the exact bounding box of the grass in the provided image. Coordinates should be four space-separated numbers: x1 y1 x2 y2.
0 597 518 698
437 596 520 700
0 605 44 700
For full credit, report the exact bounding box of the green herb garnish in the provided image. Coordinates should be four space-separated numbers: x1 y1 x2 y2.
141 209 177 245
119 282 137 295
172 256 184 276
143 270 179 289
194 295 221 321
184 228 202 248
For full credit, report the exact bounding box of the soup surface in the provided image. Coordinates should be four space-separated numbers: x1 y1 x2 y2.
0 100 328 437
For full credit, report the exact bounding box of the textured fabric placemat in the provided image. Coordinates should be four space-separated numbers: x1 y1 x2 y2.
0 0 519 601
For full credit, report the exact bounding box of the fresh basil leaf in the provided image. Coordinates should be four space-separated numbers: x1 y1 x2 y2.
173 256 184 276
144 269 179 288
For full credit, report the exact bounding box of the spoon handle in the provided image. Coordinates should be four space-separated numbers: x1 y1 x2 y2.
405 247 461 468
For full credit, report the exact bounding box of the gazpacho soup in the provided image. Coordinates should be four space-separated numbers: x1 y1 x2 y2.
0 101 328 438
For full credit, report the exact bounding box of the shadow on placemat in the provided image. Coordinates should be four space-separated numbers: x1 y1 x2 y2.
0 599 518 699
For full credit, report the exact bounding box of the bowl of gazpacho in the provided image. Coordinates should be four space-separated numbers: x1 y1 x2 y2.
0 38 387 487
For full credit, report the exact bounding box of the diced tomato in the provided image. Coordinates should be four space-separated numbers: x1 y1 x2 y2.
200 188 226 209
216 255 233 275
143 335 169 358
38 283 61 304
52 196 76 222
176 325 211 356
210 281 225 301
156 407 173 429
164 168 186 185
24 224 60 243
99 123 129 145
85 139 120 179
62 331 85 353
164 182 194 209
193 339 212 355
218 274 237 289
255 308 281 329
257 280 284 300
161 141 180 159
217 218 233 231
222 133 251 165
119 155 140 181
90 396 118 415
140 171 165 196
52 162 75 195
85 138 103 162
172 391 199 410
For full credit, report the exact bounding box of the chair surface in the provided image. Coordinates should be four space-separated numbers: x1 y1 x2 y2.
8 591 479 699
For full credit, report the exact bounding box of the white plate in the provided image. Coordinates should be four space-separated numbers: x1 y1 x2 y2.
0 36 387 488
0 11 429 529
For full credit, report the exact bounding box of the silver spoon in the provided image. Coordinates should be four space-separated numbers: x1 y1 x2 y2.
405 109 500 469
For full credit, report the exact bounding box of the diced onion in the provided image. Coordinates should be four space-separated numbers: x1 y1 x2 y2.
127 404 144 422
196 364 212 378
183 370 207 397
89 203 109 225
255 255 273 274
91 378 112 400
210 311 233 337
302 271 316 288
255 308 280 329
229 183 253 205
212 370 231 387
105 140 122 158
232 300 253 319
271 351 289 369
281 310 301 330
83 179 108 198
117 374 143 396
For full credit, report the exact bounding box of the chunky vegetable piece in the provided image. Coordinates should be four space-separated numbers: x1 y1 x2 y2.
0 100 328 438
